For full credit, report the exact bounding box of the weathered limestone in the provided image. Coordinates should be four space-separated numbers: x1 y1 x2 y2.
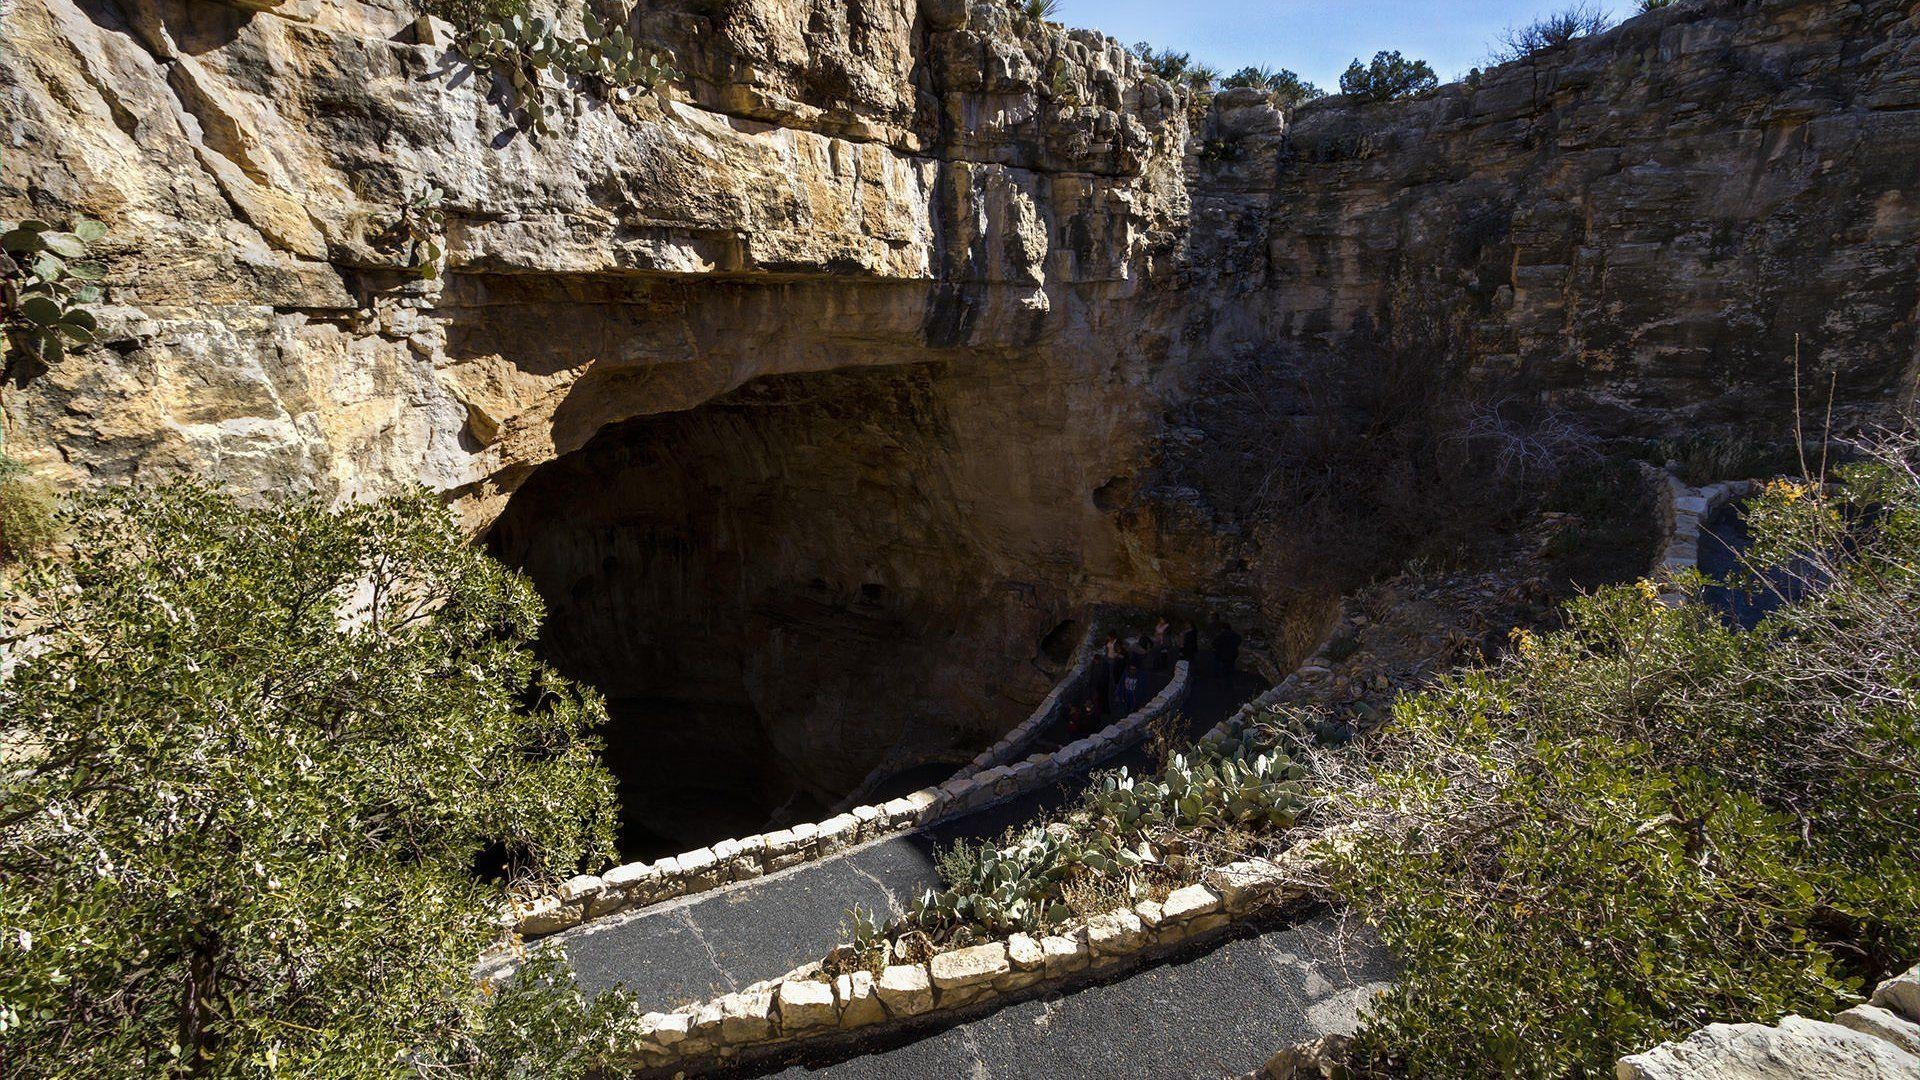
715 987 776 1042
1041 932 1091 978
1006 933 1045 972
1874 965 1920 1022
774 979 838 1032
834 970 887 1028
1617 1015 1920 1079
874 964 934 1017
1204 858 1291 913
1834 1004 1920 1059
1085 910 1146 957
929 942 1009 1005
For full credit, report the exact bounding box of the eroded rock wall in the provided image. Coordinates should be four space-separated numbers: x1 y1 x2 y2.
1185 0 1920 433
5 0 1919 843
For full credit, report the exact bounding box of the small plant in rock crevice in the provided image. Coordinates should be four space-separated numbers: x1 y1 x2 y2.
396 183 449 278
0 453 58 564
1490 3 1615 64
453 8 675 135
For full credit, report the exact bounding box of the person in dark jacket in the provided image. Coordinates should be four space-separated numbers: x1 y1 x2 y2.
1179 621 1199 664
1091 637 1115 716
1213 622 1242 677
1118 662 1142 714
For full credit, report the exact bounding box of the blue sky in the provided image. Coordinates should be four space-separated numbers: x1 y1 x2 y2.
1052 0 1638 90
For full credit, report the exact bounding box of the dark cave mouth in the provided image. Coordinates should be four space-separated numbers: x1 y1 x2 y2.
487 364 1062 862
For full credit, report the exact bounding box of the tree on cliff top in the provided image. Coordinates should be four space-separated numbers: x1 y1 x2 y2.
1338 50 1438 103
0 484 629 1077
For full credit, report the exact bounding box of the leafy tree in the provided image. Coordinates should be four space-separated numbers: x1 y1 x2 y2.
0 483 629 1077
1221 66 1324 109
1338 50 1438 103
1322 436 1920 1075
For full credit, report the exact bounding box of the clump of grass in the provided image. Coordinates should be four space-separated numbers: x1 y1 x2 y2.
0 455 58 563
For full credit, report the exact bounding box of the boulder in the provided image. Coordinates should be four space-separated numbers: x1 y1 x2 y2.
1617 1015 1920 1079
1834 1004 1920 1058
1874 965 1920 1023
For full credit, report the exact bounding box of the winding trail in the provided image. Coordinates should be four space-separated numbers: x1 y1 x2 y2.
558 669 1267 1008
746 911 1393 1079
555 666 1396 1078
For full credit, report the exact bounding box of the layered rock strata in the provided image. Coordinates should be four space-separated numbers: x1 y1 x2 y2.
5 0 1918 830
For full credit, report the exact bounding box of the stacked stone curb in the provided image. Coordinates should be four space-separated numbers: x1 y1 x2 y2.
508 663 1192 939
1617 964 1920 1078
1653 473 1753 604
597 840 1334 1075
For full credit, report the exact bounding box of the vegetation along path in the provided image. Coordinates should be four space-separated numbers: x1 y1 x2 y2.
556 670 1271 1013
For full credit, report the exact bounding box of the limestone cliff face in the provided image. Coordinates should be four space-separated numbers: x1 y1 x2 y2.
1186 0 1920 431
3 0 1917 848
0 0 1186 515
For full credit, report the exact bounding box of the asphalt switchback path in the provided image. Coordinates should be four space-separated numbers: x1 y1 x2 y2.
557 670 1268 1010
747 910 1393 1079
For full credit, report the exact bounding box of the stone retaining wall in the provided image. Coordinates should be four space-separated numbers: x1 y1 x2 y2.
1653 473 1754 602
595 840 1333 1076
509 663 1192 939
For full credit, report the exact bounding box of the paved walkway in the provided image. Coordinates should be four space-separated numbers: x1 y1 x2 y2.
558 669 1268 1010
741 911 1393 1079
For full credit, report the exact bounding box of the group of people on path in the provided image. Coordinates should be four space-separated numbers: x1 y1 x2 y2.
1063 616 1243 736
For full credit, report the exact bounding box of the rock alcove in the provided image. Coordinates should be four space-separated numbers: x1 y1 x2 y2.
490 362 1075 860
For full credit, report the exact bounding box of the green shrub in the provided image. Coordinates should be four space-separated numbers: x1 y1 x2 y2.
0 482 631 1077
418 0 529 33
1650 430 1799 485
0 455 58 563
1222 66 1325 110
1490 3 1613 63
1338 50 1438 103
1325 436 1920 1076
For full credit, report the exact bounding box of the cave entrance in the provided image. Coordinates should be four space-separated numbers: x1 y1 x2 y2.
490 362 1053 861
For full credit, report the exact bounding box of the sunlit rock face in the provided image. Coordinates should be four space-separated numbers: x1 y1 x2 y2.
5 0 1918 848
